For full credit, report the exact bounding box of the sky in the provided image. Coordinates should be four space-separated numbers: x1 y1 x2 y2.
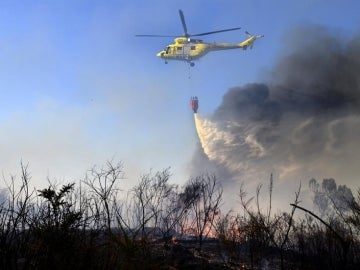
0 0 360 205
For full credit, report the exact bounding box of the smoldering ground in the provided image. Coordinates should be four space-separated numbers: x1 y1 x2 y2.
191 25 360 209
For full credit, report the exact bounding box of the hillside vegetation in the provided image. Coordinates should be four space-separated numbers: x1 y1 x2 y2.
0 162 359 269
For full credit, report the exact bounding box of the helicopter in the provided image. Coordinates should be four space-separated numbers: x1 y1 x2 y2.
136 10 264 67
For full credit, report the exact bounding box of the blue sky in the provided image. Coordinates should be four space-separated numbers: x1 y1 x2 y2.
0 0 359 190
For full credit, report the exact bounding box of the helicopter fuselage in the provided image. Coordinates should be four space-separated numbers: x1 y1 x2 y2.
156 35 261 64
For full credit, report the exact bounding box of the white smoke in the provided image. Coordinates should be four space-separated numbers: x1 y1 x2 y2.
194 114 234 162
193 113 269 177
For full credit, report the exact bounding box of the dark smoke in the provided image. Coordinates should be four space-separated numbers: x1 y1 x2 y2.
190 25 360 208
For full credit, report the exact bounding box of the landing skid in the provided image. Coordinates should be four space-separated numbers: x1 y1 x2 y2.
162 60 194 66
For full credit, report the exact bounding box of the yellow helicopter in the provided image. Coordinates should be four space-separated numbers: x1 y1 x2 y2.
136 10 264 67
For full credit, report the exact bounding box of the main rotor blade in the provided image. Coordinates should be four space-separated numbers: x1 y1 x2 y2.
135 34 178 37
191 27 241 37
179 9 189 37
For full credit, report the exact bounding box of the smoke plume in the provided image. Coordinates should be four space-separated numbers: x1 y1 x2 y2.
191 25 360 207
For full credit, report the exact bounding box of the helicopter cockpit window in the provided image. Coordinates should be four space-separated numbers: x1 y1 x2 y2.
165 47 170 54
189 38 202 43
191 46 196 50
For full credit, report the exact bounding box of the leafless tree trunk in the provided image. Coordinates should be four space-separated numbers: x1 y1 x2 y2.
0 162 34 270
183 174 222 250
83 161 124 231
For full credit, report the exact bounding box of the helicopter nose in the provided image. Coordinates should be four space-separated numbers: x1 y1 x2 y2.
157 51 164 58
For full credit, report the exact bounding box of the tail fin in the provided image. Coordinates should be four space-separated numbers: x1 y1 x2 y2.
243 31 264 49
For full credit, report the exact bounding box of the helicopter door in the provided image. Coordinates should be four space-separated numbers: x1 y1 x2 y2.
183 44 192 59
